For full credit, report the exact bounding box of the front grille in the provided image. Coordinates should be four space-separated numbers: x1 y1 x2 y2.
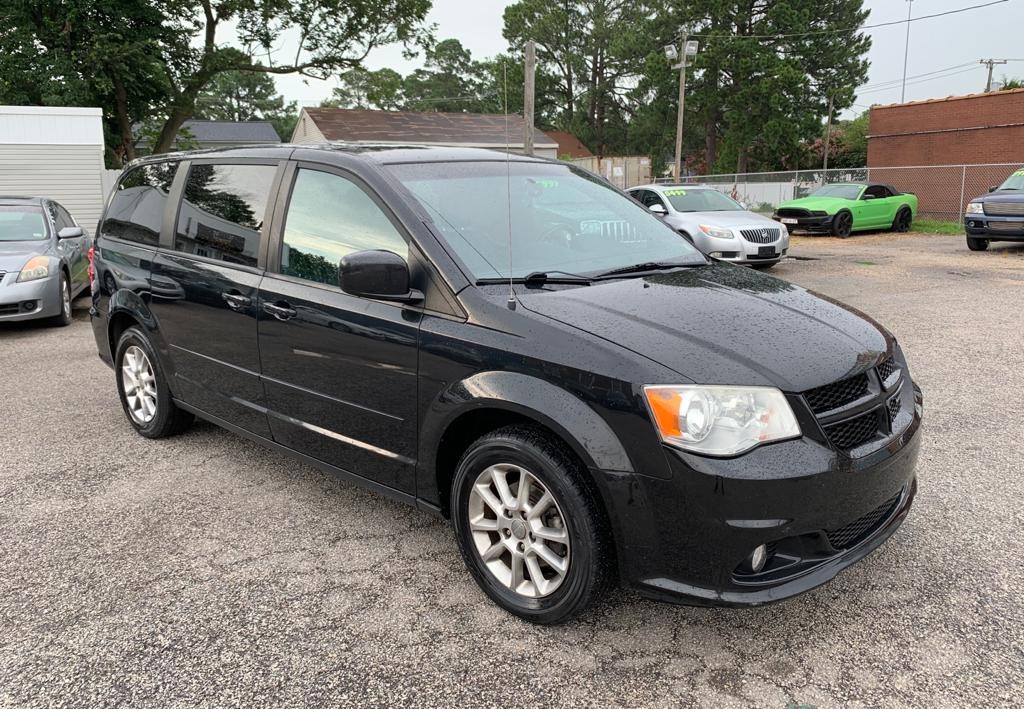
739 227 781 244
804 372 870 414
776 207 810 218
877 356 899 387
823 410 879 449
0 303 19 315
987 221 1024 232
826 493 901 549
887 393 901 424
984 201 1024 217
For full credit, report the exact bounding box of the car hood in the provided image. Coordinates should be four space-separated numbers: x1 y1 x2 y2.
669 210 780 228
777 196 850 213
0 241 52 272
516 263 890 392
977 190 1024 201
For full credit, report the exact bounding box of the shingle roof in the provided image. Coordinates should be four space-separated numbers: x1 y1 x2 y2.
545 130 593 158
182 120 280 143
302 108 557 147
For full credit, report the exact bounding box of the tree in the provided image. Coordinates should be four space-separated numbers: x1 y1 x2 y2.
998 76 1024 91
194 63 298 141
326 68 405 110
0 0 432 161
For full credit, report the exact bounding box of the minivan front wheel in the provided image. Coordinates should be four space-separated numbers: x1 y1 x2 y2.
115 326 194 438
451 426 612 624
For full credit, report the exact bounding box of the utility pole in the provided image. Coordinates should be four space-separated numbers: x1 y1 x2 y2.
981 58 1008 92
666 28 697 182
822 95 834 173
523 40 536 155
905 0 913 102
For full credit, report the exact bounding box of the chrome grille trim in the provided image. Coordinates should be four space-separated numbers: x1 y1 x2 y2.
739 227 781 244
984 201 1024 217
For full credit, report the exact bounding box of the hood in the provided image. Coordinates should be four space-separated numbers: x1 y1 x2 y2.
978 190 1024 201
668 210 780 229
0 241 52 273
777 196 850 212
516 263 890 392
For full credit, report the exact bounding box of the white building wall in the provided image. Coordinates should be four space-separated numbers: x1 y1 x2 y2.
0 106 106 232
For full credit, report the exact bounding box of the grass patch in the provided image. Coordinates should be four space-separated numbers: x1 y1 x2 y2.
911 218 963 235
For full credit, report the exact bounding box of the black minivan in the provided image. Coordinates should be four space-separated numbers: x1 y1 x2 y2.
90 145 922 624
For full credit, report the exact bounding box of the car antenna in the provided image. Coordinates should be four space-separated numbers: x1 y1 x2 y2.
503 59 516 311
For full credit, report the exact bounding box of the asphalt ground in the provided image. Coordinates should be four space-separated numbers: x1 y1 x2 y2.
1 233 1022 707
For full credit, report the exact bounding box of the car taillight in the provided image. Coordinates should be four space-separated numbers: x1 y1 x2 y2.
87 245 95 285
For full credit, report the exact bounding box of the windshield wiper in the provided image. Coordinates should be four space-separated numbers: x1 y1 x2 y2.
591 261 701 279
476 270 592 286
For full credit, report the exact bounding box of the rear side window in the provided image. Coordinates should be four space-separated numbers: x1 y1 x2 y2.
102 163 177 245
175 163 277 267
279 168 408 285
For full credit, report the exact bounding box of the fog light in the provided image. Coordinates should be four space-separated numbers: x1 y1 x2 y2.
709 251 723 258
749 544 768 573
21 300 35 312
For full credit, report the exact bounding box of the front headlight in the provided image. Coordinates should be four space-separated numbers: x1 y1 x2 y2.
643 385 801 456
698 224 735 239
16 256 50 282
965 202 984 214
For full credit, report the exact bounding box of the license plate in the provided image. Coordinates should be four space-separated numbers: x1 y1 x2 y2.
780 218 798 225
758 246 777 257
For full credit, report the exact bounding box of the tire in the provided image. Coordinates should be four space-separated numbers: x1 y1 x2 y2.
50 272 73 327
892 206 912 233
831 210 853 238
451 425 613 624
966 235 989 251
114 326 194 438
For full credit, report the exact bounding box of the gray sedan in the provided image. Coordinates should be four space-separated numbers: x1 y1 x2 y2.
0 197 90 325
628 184 789 268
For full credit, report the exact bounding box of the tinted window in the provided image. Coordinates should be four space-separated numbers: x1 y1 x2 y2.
102 163 177 245
0 207 47 242
279 169 408 285
175 163 276 267
863 185 892 199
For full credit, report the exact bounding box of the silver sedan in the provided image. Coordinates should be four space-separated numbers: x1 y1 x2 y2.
628 184 789 268
0 197 90 325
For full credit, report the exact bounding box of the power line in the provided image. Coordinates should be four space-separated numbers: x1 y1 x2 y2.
857 66 981 95
689 0 1009 41
857 62 977 91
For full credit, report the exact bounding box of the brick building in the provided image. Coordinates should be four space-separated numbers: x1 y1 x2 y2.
867 89 1024 217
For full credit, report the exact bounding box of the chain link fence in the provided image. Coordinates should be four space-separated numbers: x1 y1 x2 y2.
655 163 1023 220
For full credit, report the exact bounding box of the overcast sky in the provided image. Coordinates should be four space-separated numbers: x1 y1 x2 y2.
271 0 1022 117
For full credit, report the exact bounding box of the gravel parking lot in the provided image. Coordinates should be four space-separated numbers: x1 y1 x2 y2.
1 233 1022 707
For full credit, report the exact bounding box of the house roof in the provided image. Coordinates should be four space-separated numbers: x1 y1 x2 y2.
301 108 557 147
545 130 593 158
182 120 280 143
870 86 1024 110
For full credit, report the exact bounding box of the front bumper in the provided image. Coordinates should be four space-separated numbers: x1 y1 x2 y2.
0 272 61 322
773 214 834 234
596 386 922 606
695 233 790 265
964 214 1024 240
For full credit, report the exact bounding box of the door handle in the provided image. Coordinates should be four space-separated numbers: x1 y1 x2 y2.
262 301 297 321
221 291 252 311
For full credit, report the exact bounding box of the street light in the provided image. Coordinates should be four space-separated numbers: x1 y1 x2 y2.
667 31 698 181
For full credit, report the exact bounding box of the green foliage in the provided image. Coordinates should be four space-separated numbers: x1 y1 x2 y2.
194 62 298 141
0 0 432 163
998 76 1024 91
284 247 338 285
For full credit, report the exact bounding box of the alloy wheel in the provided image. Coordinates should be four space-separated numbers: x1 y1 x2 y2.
61 278 71 318
121 345 158 424
467 463 571 598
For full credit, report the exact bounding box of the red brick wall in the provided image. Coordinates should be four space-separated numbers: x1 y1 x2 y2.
868 89 1024 167
866 89 1024 217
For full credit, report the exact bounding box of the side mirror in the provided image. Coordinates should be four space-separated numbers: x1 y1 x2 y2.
649 203 667 216
989 185 998 193
58 226 84 239
338 249 423 303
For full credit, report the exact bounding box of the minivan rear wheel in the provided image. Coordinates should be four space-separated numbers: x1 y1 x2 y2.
115 326 193 438
451 425 612 624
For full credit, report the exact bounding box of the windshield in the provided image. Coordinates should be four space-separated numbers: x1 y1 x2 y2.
662 188 743 212
388 161 705 280
808 184 863 200
997 169 1024 190
0 207 48 242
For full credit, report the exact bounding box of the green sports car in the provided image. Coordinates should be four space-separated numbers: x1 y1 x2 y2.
772 183 918 237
